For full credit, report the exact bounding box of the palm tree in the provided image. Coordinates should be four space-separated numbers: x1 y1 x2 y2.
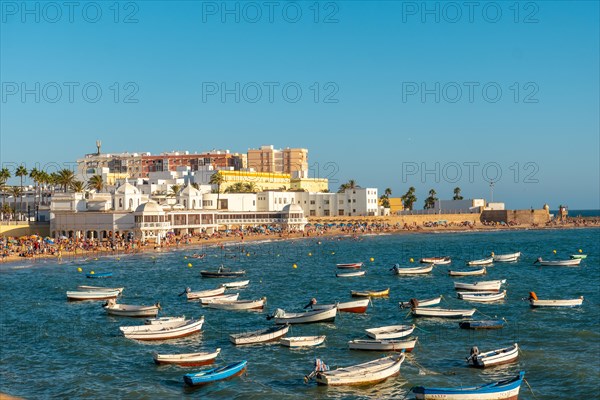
71 181 86 193
169 184 182 197
8 186 22 220
380 187 392 209
191 182 200 190
401 187 417 211
453 187 463 200
244 182 258 193
88 175 104 192
224 182 246 193
38 171 50 205
29 167 42 220
15 165 27 215
424 189 438 209
0 167 11 211
384 188 392 197
338 179 358 193
209 172 224 209
56 168 75 192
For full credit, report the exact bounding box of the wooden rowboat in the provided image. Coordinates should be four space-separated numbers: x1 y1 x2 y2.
530 296 584 307
492 252 521 262
467 343 519 368
534 258 582 267
153 348 221 366
365 324 415 340
448 267 486 277
348 337 417 352
86 272 112 279
77 285 124 294
144 316 186 327
412 307 476 318
399 296 442 308
200 293 239 305
186 286 225 300
230 324 289 345
314 354 405 386
467 257 493 266
271 307 336 324
459 319 505 330
122 318 204 341
336 270 366 278
412 371 525 399
392 264 433 275
280 336 326 348
200 266 246 278
420 256 451 265
336 262 363 269
454 280 506 292
183 360 247 386
104 300 160 317
351 288 389 297
458 290 507 303
66 290 120 301
220 280 249 288
204 297 266 311
311 299 370 313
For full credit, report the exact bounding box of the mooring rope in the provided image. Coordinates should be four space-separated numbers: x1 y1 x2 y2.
523 378 540 399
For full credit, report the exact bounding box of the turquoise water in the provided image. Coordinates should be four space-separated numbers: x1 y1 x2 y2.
1 228 599 399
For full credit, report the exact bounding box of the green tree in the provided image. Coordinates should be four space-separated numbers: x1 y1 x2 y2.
15 165 27 215
453 187 463 200
191 182 200 190
209 172 224 209
169 184 182 197
71 181 86 193
244 182 258 193
338 179 358 193
88 175 104 192
9 186 22 220
0 167 10 211
424 189 438 209
380 187 392 208
56 169 75 192
401 187 417 211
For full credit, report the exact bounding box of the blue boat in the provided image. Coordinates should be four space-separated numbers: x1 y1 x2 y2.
459 319 504 330
412 371 525 399
86 272 113 279
183 360 247 386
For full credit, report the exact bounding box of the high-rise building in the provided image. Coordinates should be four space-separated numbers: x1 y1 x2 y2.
247 145 308 175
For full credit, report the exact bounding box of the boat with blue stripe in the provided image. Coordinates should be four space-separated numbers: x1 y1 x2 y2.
459 319 505 330
86 272 113 279
183 360 247 386
412 371 525 399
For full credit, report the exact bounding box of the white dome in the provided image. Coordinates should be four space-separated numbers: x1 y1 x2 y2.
281 204 303 213
116 181 139 195
134 201 163 214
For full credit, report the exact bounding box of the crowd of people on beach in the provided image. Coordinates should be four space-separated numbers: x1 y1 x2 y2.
2 217 599 263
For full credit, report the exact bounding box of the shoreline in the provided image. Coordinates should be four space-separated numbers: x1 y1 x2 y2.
1 223 598 268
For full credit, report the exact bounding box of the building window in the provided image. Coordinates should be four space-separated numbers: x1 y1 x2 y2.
324 210 330 216
310 200 315 205
338 210 344 216
309 210 316 216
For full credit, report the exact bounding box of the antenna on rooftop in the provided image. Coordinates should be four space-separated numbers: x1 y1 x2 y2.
96 140 102 155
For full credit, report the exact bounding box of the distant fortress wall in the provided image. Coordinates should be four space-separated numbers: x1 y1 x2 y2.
481 209 550 225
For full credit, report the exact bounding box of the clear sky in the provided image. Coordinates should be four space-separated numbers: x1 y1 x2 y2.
1 1 598 209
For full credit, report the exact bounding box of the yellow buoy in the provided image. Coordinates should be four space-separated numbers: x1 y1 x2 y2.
187 263 192 267
370 257 374 262
308 253 312 256
184 256 188 259
579 249 583 253
246 253 250 257
331 252 335 255
93 258 98 261
409 258 414 263
553 249 557 254
116 258 120 261
77 267 82 272
90 271 95 274
293 264 297 268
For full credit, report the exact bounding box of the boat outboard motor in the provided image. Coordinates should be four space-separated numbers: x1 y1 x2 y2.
178 287 191 297
304 298 317 309
533 257 542 264
467 346 480 363
409 298 419 309
389 263 400 271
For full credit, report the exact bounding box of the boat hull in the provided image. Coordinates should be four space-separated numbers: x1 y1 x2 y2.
336 263 363 269
366 325 415 340
413 371 524 400
280 336 326 348
273 308 337 324
454 280 506 292
312 299 370 313
205 298 266 310
530 297 584 307
449 268 486 277
459 291 507 303
67 291 120 301
459 320 505 330
183 361 247 386
493 252 521 262
230 325 289 345
351 288 389 297
315 354 404 386
538 259 581 266
348 338 417 352
154 348 220 366
336 271 366 278
124 319 204 340
399 296 442 308
412 307 476 318
394 265 433 275
469 344 519 368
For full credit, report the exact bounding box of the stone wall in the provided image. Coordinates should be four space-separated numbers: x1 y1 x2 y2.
481 209 550 224
0 223 50 237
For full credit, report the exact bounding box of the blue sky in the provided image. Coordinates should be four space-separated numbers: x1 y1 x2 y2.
1 1 598 209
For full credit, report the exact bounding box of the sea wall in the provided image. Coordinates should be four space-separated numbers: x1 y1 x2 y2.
481 209 550 225
0 223 50 237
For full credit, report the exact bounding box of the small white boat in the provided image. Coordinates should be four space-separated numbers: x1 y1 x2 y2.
336 270 366 278
412 307 476 318
314 354 405 386
348 337 418 352
120 319 188 333
153 348 221 366
365 324 415 340
351 288 389 297
144 316 186 328
271 307 336 324
200 293 239 305
67 290 120 301
467 257 493 266
449 267 486 276
221 280 249 289
311 299 370 313
454 280 506 292
336 262 363 269
456 290 499 297
492 252 521 262
399 296 442 308
104 300 160 317
467 343 519 368
122 318 204 341
77 285 124 294
280 335 326 348
205 297 266 310
528 292 584 307
420 256 451 265
392 264 433 275
534 258 582 267
230 324 289 345
459 290 507 303
186 286 226 300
